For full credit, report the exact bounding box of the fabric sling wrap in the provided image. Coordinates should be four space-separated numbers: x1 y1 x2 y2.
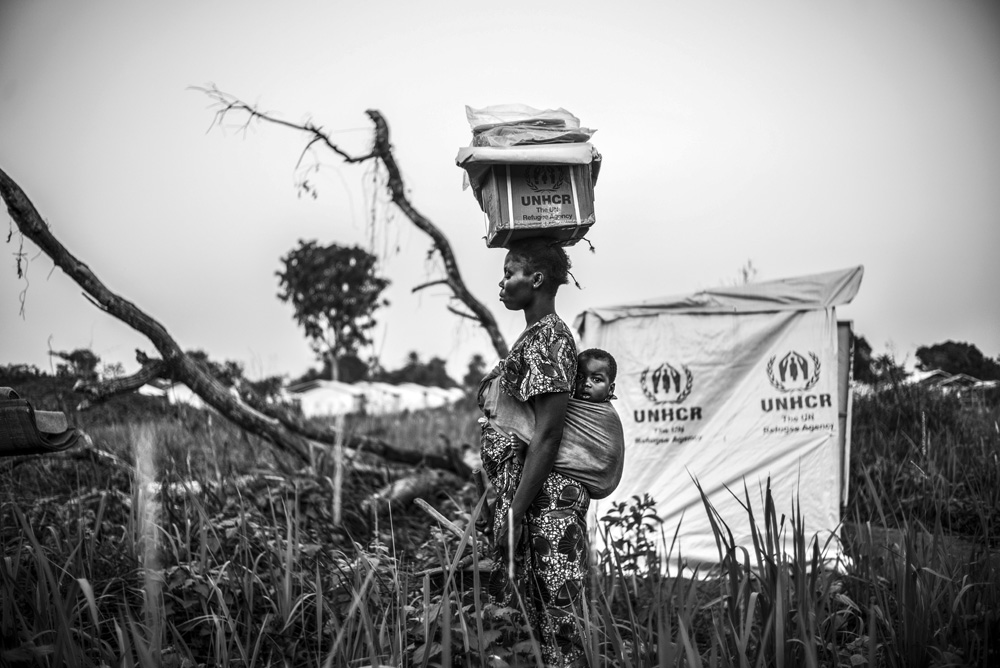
479 375 625 499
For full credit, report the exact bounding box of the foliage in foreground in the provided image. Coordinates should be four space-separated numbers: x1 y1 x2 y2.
1 384 998 666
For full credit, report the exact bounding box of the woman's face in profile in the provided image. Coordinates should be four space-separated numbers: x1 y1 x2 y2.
499 253 535 311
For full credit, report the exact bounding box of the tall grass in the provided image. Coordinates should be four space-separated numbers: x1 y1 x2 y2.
1 384 997 666
851 383 1000 543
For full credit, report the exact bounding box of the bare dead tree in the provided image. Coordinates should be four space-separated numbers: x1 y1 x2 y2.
1 165 314 462
2 94 501 483
195 85 508 359
1 166 473 478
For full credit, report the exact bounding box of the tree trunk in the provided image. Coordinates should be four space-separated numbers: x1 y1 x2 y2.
328 350 339 382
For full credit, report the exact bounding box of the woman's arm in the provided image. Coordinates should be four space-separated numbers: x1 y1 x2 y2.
511 390 569 516
495 390 569 558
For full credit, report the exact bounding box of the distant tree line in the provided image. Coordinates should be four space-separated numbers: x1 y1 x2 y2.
852 335 1000 386
13 336 997 404
914 340 1000 381
290 351 462 389
4 347 476 397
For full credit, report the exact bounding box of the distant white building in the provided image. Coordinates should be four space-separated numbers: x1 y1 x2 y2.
909 369 999 407
352 381 405 414
396 383 464 410
287 380 365 418
854 369 1000 406
141 378 467 418
287 380 466 417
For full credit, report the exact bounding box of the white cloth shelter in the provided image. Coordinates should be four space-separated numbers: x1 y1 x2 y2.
397 383 463 410
292 380 365 417
574 266 863 566
353 382 404 414
289 380 464 416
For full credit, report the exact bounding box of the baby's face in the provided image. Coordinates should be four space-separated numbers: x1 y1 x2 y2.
574 358 614 402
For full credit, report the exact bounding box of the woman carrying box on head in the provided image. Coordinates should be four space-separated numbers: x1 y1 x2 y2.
477 237 591 667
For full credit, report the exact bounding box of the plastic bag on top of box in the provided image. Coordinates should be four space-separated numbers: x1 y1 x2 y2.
466 103 597 148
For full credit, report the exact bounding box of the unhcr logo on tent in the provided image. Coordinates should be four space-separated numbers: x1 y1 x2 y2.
766 351 821 392
761 350 833 415
634 362 703 424
641 363 693 404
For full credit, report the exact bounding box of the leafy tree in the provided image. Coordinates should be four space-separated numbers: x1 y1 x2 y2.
377 351 456 387
424 357 455 388
185 350 287 402
291 354 370 386
102 361 126 379
915 340 1000 381
333 355 371 384
185 349 245 387
277 240 389 381
872 353 909 389
290 366 324 386
0 363 42 381
50 348 100 380
245 375 287 403
462 353 488 394
852 334 878 385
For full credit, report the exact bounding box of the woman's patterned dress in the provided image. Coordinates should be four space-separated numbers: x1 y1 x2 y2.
480 313 591 667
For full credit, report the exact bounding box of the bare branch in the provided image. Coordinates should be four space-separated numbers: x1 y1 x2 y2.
411 279 449 293
364 109 508 358
414 497 465 539
294 135 325 171
74 352 168 409
446 305 480 322
195 85 376 164
195 87 509 359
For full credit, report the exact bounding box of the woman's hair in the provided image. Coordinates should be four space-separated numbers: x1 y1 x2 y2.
578 348 617 382
506 238 571 293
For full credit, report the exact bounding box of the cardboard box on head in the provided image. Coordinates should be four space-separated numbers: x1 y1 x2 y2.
456 142 600 248
478 162 595 248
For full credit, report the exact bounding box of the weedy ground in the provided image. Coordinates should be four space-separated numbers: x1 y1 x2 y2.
1 383 998 667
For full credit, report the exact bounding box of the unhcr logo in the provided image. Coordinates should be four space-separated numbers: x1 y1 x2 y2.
525 165 565 192
635 362 701 423
640 363 693 404
761 350 832 414
766 351 821 392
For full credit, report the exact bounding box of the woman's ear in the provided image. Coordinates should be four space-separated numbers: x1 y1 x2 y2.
531 271 545 290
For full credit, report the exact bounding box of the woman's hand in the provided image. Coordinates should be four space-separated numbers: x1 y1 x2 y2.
492 509 525 564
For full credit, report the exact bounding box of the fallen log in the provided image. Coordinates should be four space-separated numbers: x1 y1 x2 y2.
362 469 465 513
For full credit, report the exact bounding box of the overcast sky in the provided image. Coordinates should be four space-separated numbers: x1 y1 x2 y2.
2 1 999 382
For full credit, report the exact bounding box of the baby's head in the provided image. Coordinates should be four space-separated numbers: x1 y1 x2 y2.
574 348 617 403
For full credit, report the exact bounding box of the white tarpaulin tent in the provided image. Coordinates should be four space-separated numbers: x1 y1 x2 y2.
574 266 863 566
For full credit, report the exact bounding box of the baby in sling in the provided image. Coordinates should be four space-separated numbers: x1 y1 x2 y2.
479 347 625 500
